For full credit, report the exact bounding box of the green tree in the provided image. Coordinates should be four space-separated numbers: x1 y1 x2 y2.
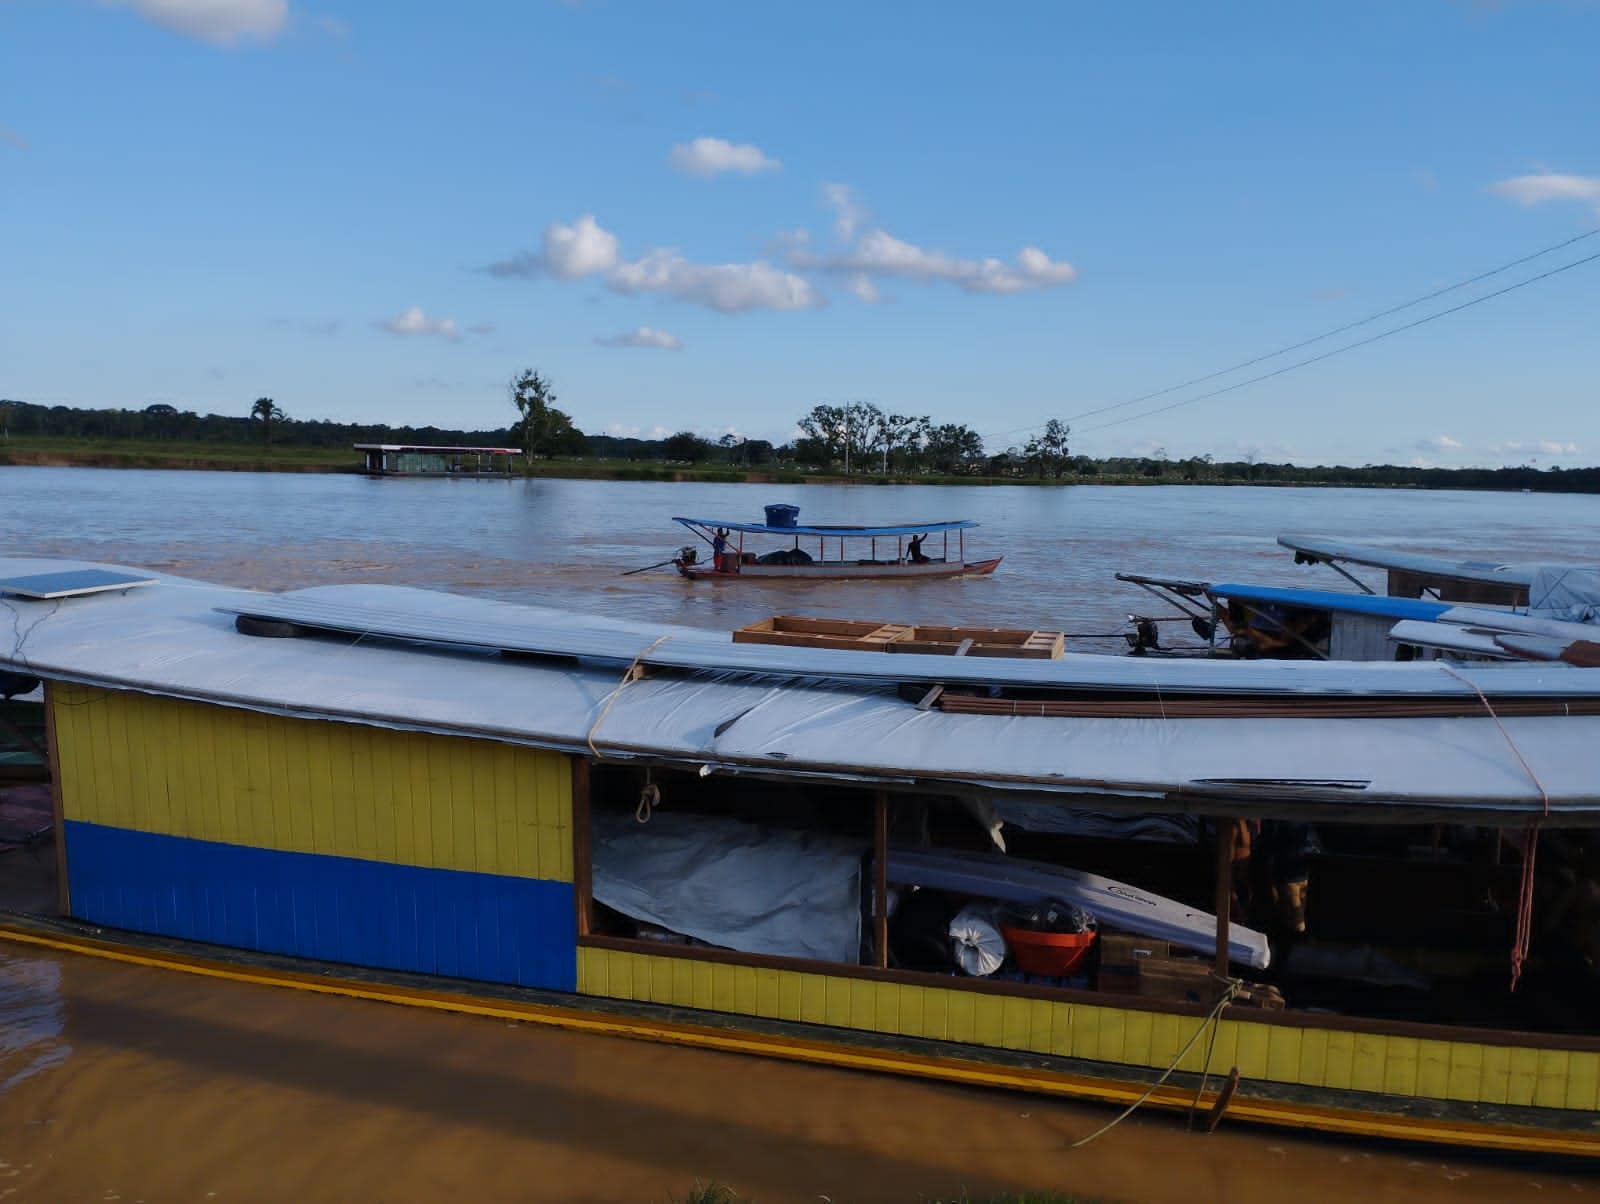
250 397 284 446
1023 418 1071 479
924 423 984 473
509 369 583 458
664 430 711 462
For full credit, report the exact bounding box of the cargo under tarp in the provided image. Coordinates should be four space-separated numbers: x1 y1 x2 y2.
591 810 866 964
885 845 1270 969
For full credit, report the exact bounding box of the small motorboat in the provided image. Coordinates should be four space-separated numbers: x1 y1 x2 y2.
671 505 1001 581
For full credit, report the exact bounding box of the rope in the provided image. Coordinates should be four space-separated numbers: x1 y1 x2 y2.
1438 663 1551 991
585 635 670 760
1069 977 1240 1148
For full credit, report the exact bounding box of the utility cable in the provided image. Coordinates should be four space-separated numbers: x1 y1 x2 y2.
984 225 1600 445
1078 248 1600 435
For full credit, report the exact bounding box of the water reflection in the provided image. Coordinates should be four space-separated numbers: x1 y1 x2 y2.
0 952 70 1093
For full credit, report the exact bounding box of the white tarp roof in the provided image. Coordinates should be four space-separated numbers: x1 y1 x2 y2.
3 556 1599 823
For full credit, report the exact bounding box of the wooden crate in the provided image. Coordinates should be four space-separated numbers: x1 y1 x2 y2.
733 616 913 652
733 616 1064 659
889 625 1063 659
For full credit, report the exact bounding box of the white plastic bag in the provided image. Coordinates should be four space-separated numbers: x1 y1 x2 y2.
948 904 1007 976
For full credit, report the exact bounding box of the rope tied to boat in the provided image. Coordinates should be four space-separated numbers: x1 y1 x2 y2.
1068 976 1241 1149
1438 663 1551 992
586 635 671 761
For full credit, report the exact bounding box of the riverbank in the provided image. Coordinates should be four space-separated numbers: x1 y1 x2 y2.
0 437 1369 488
5 438 1595 493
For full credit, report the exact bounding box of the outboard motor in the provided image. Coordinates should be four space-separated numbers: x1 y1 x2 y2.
1124 615 1161 655
677 545 698 567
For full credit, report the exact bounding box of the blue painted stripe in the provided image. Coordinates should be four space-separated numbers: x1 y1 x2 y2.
64 821 576 992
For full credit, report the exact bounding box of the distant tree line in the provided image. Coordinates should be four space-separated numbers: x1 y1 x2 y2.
3 393 1597 493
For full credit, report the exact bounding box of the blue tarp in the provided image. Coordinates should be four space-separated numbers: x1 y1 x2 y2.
673 516 977 537
1206 583 1451 622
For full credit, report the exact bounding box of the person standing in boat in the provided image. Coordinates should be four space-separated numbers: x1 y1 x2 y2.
712 527 736 572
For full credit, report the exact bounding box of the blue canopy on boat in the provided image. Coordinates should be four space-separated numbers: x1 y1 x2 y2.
672 516 979 537
1206 583 1451 622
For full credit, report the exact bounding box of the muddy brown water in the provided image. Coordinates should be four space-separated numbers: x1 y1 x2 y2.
1 946 1596 1203
2 467 1599 1201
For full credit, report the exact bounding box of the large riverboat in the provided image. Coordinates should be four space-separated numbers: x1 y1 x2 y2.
2 554 1599 1157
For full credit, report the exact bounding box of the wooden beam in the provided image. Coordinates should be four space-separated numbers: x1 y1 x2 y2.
43 683 69 917
1214 818 1235 978
572 757 593 937
874 790 889 969
915 638 973 711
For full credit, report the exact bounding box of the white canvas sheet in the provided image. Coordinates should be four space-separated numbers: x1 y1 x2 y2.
590 810 865 963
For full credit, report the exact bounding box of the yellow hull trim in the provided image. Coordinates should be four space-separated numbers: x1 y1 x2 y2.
3 922 1597 1158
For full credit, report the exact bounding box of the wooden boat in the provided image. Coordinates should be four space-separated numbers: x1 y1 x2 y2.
6 555 1600 1158
671 509 1001 580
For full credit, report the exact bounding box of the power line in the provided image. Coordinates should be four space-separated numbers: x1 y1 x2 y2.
1078 247 1600 435
982 225 1600 445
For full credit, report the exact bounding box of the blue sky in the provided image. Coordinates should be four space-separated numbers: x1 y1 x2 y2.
2 0 1597 467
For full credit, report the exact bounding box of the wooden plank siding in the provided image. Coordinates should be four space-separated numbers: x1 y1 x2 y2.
49 684 573 882
576 945 1600 1112
49 683 577 990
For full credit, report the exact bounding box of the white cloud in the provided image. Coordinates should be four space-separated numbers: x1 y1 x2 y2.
669 137 780 177
488 214 820 313
114 0 289 46
486 214 620 279
822 182 866 240
0 124 27 151
608 250 819 313
845 274 882 303
1490 439 1581 457
1415 434 1463 453
378 306 460 340
1490 172 1600 209
799 228 1077 294
596 326 684 351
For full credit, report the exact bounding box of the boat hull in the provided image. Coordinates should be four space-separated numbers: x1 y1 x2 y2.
678 557 1002 581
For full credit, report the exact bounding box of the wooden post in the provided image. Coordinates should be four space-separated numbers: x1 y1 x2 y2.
43 682 70 916
572 758 593 937
1214 818 1234 977
874 790 889 968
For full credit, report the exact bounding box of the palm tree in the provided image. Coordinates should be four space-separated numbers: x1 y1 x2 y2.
251 397 284 446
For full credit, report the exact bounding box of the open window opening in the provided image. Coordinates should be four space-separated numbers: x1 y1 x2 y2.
578 761 1600 1041
0 674 59 917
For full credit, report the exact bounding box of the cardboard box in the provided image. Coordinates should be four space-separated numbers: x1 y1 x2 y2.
1099 933 1172 967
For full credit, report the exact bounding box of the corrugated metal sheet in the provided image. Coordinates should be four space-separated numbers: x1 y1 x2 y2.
67 821 575 989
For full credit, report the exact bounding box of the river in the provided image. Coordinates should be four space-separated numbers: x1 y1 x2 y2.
1 466 1597 1201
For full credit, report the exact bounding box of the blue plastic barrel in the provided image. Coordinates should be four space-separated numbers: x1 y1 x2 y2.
764 504 800 528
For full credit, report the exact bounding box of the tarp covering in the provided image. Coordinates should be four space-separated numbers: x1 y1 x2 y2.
1208 584 1449 622
590 810 865 963
3 556 1600 822
1529 567 1600 625
988 801 1199 844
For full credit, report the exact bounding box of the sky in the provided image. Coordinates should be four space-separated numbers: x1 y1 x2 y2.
2 0 1598 467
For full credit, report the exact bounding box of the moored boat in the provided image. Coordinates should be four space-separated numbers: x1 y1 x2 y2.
671 506 1001 580
4 554 1600 1157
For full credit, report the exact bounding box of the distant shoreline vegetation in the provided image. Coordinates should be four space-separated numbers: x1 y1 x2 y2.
1 396 1595 493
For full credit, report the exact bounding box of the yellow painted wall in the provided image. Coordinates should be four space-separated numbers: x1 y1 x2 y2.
577 946 1600 1111
51 684 573 882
